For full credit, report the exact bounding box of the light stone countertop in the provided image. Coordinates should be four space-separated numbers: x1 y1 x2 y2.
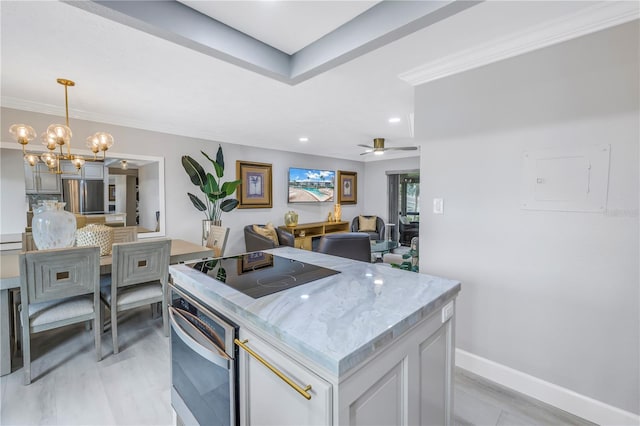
169 246 461 376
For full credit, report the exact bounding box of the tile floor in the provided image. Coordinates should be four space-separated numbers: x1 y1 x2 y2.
1 307 594 425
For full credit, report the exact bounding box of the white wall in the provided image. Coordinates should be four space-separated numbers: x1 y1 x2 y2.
363 156 420 221
139 162 159 231
0 149 27 237
415 21 639 416
0 107 366 255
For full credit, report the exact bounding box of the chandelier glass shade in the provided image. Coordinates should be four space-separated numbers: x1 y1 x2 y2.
8 78 114 173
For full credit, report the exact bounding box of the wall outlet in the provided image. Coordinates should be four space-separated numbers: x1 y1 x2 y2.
433 198 444 214
441 301 454 323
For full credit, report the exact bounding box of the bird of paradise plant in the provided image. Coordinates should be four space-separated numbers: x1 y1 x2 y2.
181 145 241 223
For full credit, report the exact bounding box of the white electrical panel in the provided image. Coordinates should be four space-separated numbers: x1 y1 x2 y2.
521 144 610 212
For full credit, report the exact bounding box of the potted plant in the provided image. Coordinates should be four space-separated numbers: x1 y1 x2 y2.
390 237 419 272
182 145 241 243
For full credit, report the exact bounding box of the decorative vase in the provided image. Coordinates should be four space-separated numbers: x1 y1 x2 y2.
334 204 342 221
76 224 114 256
284 211 298 227
31 201 76 250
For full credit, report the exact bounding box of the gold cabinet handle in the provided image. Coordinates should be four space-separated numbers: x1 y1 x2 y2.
235 338 312 400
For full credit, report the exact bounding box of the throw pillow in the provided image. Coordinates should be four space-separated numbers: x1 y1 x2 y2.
252 223 280 246
358 215 377 232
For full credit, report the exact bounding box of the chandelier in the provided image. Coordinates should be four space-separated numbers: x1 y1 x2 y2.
9 78 114 173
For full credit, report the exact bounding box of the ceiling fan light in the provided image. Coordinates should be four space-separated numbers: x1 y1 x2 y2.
374 150 384 156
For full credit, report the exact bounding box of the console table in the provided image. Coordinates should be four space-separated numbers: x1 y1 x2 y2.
279 221 349 250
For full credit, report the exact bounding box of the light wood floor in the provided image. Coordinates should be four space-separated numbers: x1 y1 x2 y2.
1 307 594 425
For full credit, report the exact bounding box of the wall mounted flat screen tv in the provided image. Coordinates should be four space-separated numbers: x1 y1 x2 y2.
288 168 335 203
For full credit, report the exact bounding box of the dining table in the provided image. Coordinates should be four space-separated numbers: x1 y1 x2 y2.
0 238 214 376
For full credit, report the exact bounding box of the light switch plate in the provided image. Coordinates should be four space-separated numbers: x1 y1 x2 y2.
433 198 444 214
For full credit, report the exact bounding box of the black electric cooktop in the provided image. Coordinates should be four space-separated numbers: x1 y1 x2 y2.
185 252 340 299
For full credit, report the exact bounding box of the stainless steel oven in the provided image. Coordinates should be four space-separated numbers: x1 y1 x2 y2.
170 285 238 426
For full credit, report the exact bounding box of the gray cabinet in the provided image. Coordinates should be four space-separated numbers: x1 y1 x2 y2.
83 162 104 180
24 163 61 194
60 161 104 180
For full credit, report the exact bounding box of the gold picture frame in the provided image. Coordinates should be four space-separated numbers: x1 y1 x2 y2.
337 170 357 204
240 252 274 273
236 161 273 209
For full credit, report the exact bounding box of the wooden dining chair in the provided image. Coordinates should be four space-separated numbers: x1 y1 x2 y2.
206 225 229 258
21 232 36 251
111 226 138 244
100 239 171 354
19 246 101 385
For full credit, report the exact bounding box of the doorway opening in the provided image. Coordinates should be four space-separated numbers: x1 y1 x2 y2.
387 171 419 246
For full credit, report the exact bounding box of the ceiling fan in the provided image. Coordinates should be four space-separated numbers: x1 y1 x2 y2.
358 138 418 156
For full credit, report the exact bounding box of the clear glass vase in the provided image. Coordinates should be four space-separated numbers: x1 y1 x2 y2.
31 201 77 250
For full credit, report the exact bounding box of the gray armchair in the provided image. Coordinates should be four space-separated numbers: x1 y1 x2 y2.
399 216 419 246
244 225 295 252
317 232 372 263
350 216 385 240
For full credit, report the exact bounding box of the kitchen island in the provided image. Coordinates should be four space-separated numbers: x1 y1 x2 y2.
169 246 461 425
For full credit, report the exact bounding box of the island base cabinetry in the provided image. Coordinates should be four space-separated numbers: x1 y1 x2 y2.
238 329 332 426
336 301 454 426
238 299 455 426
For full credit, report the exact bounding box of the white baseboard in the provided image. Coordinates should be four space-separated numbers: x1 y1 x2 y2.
455 349 640 426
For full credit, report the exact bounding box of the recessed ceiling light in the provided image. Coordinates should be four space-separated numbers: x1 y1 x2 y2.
388 117 401 123
299 137 309 142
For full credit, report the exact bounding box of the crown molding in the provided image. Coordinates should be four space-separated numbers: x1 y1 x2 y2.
398 1 639 87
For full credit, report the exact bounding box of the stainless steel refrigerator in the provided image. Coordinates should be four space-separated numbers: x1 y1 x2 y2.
62 179 105 214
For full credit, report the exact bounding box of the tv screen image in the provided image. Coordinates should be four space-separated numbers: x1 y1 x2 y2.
288 168 335 203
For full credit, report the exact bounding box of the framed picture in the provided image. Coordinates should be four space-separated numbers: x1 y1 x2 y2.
240 252 274 273
236 161 273 209
337 170 357 204
108 184 116 201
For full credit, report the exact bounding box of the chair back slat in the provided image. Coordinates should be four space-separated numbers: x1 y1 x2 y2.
206 225 229 257
112 226 138 244
20 246 100 304
22 232 37 251
112 239 171 288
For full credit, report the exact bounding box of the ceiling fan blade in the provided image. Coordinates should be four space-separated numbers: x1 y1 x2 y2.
386 146 418 151
360 150 373 155
357 144 373 149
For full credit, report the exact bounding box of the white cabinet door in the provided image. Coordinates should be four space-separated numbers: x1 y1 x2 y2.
24 163 38 193
82 162 104 180
419 325 448 426
37 164 61 193
59 160 81 178
238 329 332 426
24 163 61 194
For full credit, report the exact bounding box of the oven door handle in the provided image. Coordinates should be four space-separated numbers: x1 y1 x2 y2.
169 307 231 369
